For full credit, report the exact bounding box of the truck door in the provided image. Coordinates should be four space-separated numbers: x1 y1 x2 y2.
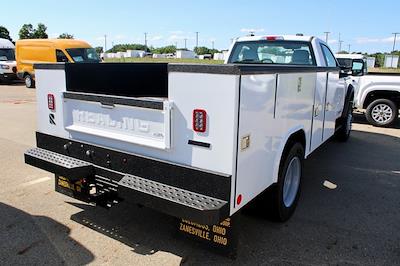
310 72 327 151
320 44 340 141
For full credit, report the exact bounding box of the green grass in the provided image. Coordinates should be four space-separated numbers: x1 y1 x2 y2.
368 67 400 73
105 57 224 64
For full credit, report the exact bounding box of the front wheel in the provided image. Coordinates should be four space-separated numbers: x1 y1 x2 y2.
266 142 304 222
24 74 35 88
335 104 353 142
365 99 398 127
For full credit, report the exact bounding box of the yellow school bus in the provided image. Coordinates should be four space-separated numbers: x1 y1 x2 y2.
16 39 100 88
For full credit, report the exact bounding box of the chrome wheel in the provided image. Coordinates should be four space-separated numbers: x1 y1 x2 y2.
25 75 32 88
283 156 301 208
371 104 393 124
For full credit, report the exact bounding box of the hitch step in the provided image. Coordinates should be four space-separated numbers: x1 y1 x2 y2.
118 174 229 224
25 148 94 180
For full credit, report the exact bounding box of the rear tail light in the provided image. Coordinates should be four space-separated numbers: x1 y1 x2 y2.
47 94 55 110
193 109 207 132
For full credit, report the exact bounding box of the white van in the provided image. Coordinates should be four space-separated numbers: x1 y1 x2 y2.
0 38 17 82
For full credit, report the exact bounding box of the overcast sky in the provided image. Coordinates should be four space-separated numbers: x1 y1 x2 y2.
3 0 400 53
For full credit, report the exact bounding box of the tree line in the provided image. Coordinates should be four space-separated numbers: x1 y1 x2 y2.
2 24 397 63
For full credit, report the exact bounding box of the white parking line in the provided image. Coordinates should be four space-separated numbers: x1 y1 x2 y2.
21 176 51 187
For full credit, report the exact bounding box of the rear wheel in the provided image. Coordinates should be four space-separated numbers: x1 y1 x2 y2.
265 142 304 222
24 74 35 88
365 99 398 127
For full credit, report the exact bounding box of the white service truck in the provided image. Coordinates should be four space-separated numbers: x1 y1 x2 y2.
0 38 17 83
25 35 353 227
336 53 400 127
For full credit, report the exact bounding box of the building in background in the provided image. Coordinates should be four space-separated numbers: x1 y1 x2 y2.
176 50 196 59
384 55 399 68
367 57 376 68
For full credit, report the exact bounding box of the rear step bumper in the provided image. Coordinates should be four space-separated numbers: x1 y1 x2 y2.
24 147 229 224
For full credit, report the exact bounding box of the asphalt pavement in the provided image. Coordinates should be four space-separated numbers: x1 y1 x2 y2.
0 84 399 265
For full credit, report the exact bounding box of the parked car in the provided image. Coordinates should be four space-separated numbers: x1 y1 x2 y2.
16 39 100 88
0 38 17 83
336 54 400 127
24 35 353 242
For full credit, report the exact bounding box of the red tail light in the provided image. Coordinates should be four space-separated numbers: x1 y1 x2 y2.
193 109 207 132
47 94 55 110
265 36 284 41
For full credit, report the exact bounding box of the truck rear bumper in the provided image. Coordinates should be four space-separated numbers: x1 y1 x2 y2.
24 132 231 224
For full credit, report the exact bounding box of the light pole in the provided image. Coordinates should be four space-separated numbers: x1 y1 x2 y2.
144 32 148 49
348 44 351 53
212 40 214 50
184 38 187 49
195 32 199 49
338 33 343 52
391 32 399 67
104 34 107 52
324 31 330 43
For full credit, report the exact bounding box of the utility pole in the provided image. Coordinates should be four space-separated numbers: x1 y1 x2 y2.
348 44 351 53
391 32 399 67
212 40 214 50
184 38 187 49
144 32 148 49
195 31 199 48
104 34 107 52
338 33 344 52
230 38 234 43
324 31 330 43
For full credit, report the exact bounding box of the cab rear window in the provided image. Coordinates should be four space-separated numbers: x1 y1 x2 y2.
228 41 316 65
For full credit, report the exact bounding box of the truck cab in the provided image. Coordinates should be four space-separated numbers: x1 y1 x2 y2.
0 38 17 83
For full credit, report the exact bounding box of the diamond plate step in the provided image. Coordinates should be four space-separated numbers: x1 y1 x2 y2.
118 174 229 224
24 147 94 180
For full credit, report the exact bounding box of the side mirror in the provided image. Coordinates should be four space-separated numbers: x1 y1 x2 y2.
339 65 352 78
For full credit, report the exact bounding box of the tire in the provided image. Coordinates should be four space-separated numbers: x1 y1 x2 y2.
335 103 353 142
24 74 35 88
365 99 398 127
265 142 304 222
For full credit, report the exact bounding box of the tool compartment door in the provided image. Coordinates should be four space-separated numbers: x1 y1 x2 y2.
63 93 171 150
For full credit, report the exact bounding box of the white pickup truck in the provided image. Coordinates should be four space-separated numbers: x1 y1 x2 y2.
336 54 400 127
24 35 353 228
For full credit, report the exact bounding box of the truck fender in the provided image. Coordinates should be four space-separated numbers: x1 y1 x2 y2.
359 84 400 109
271 126 306 184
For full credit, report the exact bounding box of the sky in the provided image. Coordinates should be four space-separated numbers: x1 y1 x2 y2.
2 0 400 53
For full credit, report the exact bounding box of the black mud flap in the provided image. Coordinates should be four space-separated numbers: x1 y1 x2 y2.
177 215 240 259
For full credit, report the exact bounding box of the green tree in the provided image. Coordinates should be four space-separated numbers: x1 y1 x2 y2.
18 23 48 39
19 24 34 39
337 50 349 54
58 33 74 39
151 45 176 54
194 46 219 55
107 43 149 53
95 46 103 54
32 23 48 39
0 26 13 42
